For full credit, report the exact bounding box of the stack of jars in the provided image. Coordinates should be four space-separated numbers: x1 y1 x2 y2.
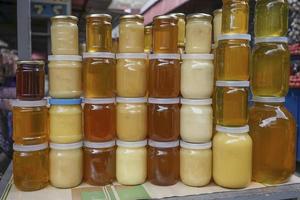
250 0 296 184
214 0 252 189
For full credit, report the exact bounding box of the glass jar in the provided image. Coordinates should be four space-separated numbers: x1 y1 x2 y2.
180 141 212 187
216 34 251 80
144 26 152 53
49 98 82 143
116 140 147 185
255 0 288 37
213 9 222 44
13 143 49 191
83 52 115 98
16 60 45 100
249 97 296 184
13 100 48 145
116 53 148 97
51 15 78 55
215 81 249 126
119 15 144 53
86 14 112 52
213 125 252 188
180 98 213 143
251 37 289 97
186 13 212 53
222 0 249 34
83 98 116 142
149 54 180 98
170 13 186 48
181 54 214 98
153 15 178 53
83 140 116 186
148 98 180 141
148 140 179 186
48 55 82 98
49 142 83 188
116 97 147 141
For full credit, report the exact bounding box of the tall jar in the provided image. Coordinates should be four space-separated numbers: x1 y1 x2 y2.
170 13 186 49
119 15 144 53
213 9 222 45
249 97 296 184
51 15 78 55
186 13 212 53
251 37 290 97
86 14 112 52
144 26 152 53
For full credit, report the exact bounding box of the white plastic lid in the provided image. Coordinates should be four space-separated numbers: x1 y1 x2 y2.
148 140 179 148
180 140 212 150
216 81 249 87
83 52 115 59
181 54 214 60
216 125 249 134
148 98 180 104
116 97 147 103
84 140 115 148
48 55 82 61
252 96 285 103
116 140 147 148
50 141 83 150
255 37 288 44
13 143 48 152
83 98 115 104
218 34 251 41
181 98 212 105
116 53 147 59
149 54 180 60
12 99 47 107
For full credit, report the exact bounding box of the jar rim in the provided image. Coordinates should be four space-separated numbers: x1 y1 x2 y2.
86 14 112 20
17 60 44 65
149 53 180 60
84 140 115 148
187 13 212 21
252 96 285 103
83 52 115 59
216 125 249 134
116 53 147 59
48 55 82 61
154 15 178 21
255 37 288 44
50 141 83 150
120 14 144 21
180 140 212 149
51 15 78 22
216 81 249 87
148 140 179 148
181 54 214 60
83 98 115 104
116 97 147 103
13 143 48 152
49 98 82 105
181 98 212 105
148 98 180 104
218 34 251 41
116 140 147 147
169 13 185 19
213 9 222 16
12 99 47 107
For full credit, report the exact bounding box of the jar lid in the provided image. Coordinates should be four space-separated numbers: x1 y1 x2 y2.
12 99 47 107
254 37 288 44
218 34 251 41
116 97 147 103
154 15 178 21
181 54 214 60
13 143 48 152
86 14 112 20
17 60 44 65
181 98 212 105
116 53 147 59
252 96 285 103
120 14 144 21
83 52 115 59
51 15 78 22
213 9 222 16
216 125 249 134
49 98 82 105
145 25 152 30
48 55 82 61
148 140 179 148
149 54 180 60
216 81 250 87
180 140 212 150
116 140 147 147
84 140 115 148
187 13 212 21
83 98 115 104
169 13 185 19
148 98 180 104
50 141 83 150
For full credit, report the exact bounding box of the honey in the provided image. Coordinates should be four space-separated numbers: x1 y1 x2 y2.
213 9 222 44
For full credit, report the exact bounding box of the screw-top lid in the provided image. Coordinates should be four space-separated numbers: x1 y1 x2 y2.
48 55 82 61
216 125 249 134
186 13 212 21
83 52 115 59
49 98 82 105
86 14 112 20
154 15 178 21
51 15 78 22
12 99 47 107
120 14 144 21
83 98 115 104
180 140 212 150
218 34 251 41
252 96 285 103
116 53 147 59
116 97 147 103
17 60 44 65
148 98 180 104
149 54 180 60
84 140 115 148
13 143 48 152
181 98 212 105
148 140 179 148
50 141 83 150
181 54 214 60
216 81 250 87
255 37 288 44
116 140 147 148
213 9 222 16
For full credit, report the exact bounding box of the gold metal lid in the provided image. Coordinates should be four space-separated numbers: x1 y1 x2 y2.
120 14 144 21
154 15 178 21
86 14 112 21
187 13 212 21
17 60 45 65
169 13 185 19
51 15 78 22
213 9 222 16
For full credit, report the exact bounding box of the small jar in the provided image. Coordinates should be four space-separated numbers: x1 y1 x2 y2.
51 15 78 55
116 140 147 185
148 98 180 141
213 125 252 189
152 15 178 53
83 98 116 142
116 97 147 141
251 37 290 97
144 26 152 53
49 142 83 188
49 98 82 143
83 140 116 186
48 55 82 98
16 60 45 100
82 52 115 98
181 54 214 98
180 141 212 187
222 0 249 34
213 9 222 44
13 100 48 145
13 143 49 191
86 14 112 52
170 13 186 48
216 34 251 80
180 98 213 143
149 54 180 98
215 81 249 126
119 15 144 53
116 53 148 97
148 140 180 186
186 13 212 53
